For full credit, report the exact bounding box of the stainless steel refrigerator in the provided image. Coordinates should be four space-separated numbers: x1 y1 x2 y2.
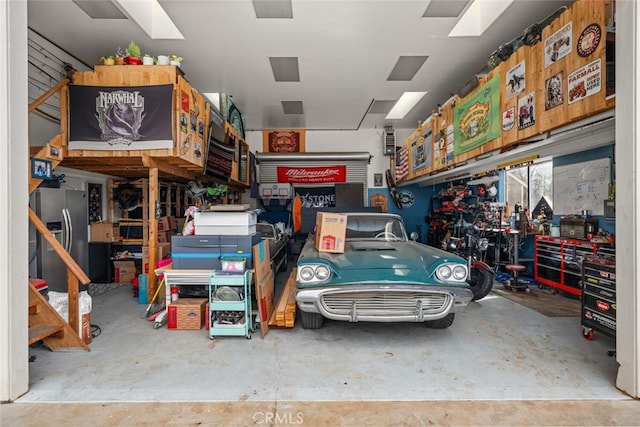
29 188 89 292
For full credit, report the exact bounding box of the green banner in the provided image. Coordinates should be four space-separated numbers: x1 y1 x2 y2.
453 74 501 156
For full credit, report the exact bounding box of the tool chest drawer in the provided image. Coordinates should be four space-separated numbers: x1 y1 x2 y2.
581 258 616 340
534 236 594 296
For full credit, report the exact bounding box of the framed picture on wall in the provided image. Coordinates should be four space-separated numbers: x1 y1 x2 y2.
88 183 102 222
262 129 306 153
31 158 52 179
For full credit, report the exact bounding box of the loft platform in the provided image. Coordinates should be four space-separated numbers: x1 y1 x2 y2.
61 65 209 183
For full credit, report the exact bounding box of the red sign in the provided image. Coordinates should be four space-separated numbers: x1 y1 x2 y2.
277 166 346 184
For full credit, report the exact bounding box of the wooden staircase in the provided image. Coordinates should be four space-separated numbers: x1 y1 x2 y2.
27 78 90 351
28 282 89 351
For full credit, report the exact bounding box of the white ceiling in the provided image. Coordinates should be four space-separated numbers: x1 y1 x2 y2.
27 0 574 131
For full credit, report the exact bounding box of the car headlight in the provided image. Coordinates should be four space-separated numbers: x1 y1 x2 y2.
436 263 467 282
437 265 452 280
452 265 468 280
315 265 330 281
297 264 332 283
299 266 315 281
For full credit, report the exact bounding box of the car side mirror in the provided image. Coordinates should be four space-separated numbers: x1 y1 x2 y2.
409 232 419 241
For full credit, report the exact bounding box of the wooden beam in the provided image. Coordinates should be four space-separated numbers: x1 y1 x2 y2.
67 268 79 334
148 167 159 302
143 156 197 181
28 79 69 113
60 83 69 147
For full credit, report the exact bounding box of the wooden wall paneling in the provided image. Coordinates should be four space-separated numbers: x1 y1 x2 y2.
403 139 413 182
540 0 612 127
422 118 436 177
403 129 418 181
438 97 456 169
91 65 177 86
411 115 438 179
175 76 207 169
432 112 448 173
452 73 502 165
498 43 542 149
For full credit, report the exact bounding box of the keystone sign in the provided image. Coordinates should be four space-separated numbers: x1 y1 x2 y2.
277 166 347 184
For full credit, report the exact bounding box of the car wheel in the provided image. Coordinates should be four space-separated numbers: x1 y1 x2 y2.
300 311 324 329
468 267 494 301
425 313 455 329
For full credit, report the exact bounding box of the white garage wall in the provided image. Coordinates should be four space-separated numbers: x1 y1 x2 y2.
246 128 413 189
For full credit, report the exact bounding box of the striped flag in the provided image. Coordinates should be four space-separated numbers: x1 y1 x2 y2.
395 146 409 181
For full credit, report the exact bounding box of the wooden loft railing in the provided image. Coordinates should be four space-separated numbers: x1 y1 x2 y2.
28 78 89 347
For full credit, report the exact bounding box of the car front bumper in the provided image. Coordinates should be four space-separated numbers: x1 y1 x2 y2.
295 284 473 323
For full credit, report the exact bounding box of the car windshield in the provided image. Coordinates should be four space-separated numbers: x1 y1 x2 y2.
345 215 407 241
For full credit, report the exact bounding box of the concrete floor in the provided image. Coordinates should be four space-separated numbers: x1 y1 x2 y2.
3 264 639 426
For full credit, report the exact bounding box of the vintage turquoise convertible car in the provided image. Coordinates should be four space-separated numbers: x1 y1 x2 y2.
295 212 473 329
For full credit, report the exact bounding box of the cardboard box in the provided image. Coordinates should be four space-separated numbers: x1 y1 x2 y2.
142 243 171 274
194 211 257 235
113 260 136 283
158 216 177 232
314 212 347 253
167 298 207 330
157 230 172 243
91 222 119 242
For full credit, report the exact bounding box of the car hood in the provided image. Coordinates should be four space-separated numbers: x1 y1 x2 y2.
299 240 467 284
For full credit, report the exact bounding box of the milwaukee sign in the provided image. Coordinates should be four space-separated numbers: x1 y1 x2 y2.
277 166 347 183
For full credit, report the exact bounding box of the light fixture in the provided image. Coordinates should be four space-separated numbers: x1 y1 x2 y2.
423 0 470 18
269 57 300 82
385 91 427 120
281 100 304 114
112 0 184 39
387 56 429 81
252 0 293 19
448 0 515 37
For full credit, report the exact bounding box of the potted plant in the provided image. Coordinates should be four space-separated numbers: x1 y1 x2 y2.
115 47 126 65
169 55 183 67
124 41 142 65
100 55 115 66
142 54 155 65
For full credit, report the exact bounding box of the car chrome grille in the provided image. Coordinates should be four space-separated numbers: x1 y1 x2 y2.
321 290 450 317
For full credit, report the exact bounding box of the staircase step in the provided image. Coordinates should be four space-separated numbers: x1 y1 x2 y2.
29 323 64 345
27 281 89 351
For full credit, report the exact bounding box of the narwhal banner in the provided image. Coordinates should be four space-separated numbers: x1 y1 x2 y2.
69 84 173 150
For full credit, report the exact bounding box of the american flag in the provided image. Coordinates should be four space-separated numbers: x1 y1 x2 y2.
395 146 409 182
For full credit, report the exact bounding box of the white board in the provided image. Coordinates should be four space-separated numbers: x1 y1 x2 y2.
552 157 610 215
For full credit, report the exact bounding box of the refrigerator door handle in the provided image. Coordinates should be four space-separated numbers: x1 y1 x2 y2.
63 208 72 252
